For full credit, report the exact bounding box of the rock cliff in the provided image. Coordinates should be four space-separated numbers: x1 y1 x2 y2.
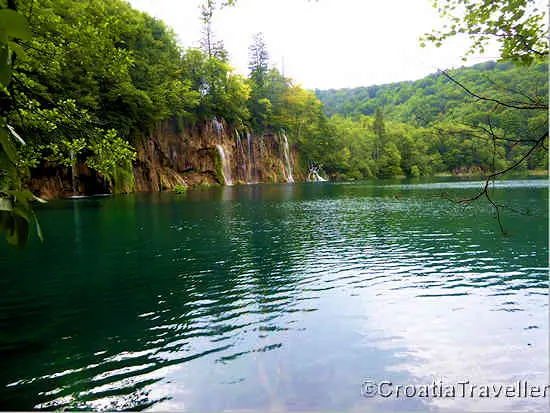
30 119 302 199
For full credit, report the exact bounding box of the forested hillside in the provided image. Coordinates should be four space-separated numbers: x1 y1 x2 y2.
1 0 548 201
316 61 547 128
313 62 548 179
1 0 328 197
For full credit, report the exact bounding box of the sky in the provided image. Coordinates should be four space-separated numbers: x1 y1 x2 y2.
127 0 502 90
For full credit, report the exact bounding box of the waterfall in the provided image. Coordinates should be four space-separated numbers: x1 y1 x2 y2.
281 133 294 183
70 150 77 194
307 163 327 182
216 144 233 186
235 130 248 183
310 171 327 182
247 132 254 184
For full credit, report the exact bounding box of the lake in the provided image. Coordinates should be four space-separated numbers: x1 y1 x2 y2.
0 178 548 411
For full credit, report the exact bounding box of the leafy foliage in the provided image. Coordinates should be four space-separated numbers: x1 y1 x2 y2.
314 61 548 178
0 0 547 247
0 6 45 246
422 0 548 65
316 61 547 123
173 184 188 194
86 129 136 193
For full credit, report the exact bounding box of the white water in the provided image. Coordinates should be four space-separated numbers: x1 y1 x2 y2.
281 133 294 183
235 130 249 184
309 171 327 182
216 145 233 186
70 150 77 194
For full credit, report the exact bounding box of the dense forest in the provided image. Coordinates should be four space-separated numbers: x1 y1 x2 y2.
0 0 548 243
314 61 548 179
1 0 329 190
316 61 547 124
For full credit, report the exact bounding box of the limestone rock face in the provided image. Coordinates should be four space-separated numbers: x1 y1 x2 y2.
133 119 301 192
30 163 107 200
30 119 302 199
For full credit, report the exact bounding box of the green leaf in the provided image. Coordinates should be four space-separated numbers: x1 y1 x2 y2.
6 214 29 247
0 45 11 87
7 189 46 204
0 9 32 41
0 151 17 181
33 212 43 242
0 192 45 246
0 127 17 163
8 40 27 59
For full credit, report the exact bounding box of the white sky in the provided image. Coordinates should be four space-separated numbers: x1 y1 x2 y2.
127 0 503 89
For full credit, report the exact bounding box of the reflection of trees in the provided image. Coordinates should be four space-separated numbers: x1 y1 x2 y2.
2 182 545 410
0 186 312 410
353 183 548 291
215 185 309 347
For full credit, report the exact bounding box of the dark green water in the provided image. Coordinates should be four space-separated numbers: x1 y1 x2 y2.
0 179 548 411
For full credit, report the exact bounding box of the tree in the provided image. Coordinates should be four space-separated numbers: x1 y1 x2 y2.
180 48 249 125
199 0 228 61
421 0 548 232
372 108 386 160
378 142 403 178
422 0 548 66
0 7 44 246
248 32 269 88
247 33 272 131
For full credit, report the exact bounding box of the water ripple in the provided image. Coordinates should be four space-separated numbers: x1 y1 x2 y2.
0 180 547 411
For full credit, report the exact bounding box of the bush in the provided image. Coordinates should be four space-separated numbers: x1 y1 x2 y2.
174 185 188 194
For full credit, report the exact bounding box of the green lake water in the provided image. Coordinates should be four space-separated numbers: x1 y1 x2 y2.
0 178 548 411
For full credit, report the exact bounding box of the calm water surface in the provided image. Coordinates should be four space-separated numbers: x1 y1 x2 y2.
0 179 548 411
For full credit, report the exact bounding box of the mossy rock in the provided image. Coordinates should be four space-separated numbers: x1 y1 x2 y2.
173 185 187 194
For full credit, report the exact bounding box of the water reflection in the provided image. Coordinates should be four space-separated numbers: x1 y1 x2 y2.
0 179 547 411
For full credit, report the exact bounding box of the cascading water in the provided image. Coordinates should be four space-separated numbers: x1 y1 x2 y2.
307 163 327 182
70 149 77 194
281 133 294 183
235 130 248 183
310 171 327 182
216 144 233 186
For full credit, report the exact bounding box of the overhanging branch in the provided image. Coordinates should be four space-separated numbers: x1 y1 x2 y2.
439 69 548 110
437 131 548 234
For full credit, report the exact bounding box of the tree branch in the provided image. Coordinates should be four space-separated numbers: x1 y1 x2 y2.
439 69 548 110
436 131 548 234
